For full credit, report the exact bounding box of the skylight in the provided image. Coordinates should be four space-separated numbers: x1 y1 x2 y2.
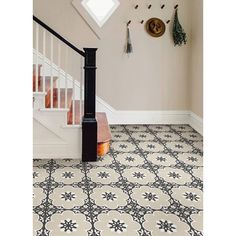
81 0 120 27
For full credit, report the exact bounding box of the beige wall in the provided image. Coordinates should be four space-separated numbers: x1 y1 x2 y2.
190 0 203 118
33 0 202 114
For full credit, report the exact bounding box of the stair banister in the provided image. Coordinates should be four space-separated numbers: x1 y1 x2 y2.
33 16 85 57
33 15 98 162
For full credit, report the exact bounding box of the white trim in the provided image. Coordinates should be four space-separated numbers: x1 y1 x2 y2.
96 96 115 112
189 112 203 135
106 110 190 125
39 108 70 112
33 92 47 96
62 125 82 129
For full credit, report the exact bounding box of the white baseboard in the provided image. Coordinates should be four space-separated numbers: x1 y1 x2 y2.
107 110 190 125
96 98 203 135
189 112 203 135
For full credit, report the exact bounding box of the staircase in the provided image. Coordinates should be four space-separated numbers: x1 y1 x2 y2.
33 16 111 161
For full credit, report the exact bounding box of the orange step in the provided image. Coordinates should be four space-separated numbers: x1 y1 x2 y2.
33 64 42 92
67 100 82 125
39 76 58 93
45 88 73 109
97 112 111 156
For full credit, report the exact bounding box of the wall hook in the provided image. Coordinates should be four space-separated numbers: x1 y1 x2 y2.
174 4 179 9
140 20 144 24
135 5 139 9
161 4 165 9
127 20 131 26
148 4 152 9
166 20 170 24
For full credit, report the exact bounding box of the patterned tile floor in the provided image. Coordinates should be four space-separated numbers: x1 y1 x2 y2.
33 125 203 236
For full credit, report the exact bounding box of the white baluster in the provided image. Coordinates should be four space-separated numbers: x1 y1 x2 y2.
35 23 39 92
80 56 83 125
73 78 75 125
50 35 53 108
65 47 68 109
42 28 46 93
57 41 61 108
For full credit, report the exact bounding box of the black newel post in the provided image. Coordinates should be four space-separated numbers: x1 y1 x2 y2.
82 48 98 162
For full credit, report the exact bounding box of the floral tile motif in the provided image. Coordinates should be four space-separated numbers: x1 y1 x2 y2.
116 153 145 166
177 153 203 166
130 132 155 141
33 125 203 236
58 159 82 167
47 211 91 235
131 186 170 209
166 141 193 152
95 211 140 236
143 211 190 235
52 167 83 184
87 167 120 184
158 167 192 185
123 167 156 184
33 167 48 183
112 132 130 141
148 125 172 132
181 132 203 141
157 132 181 141
138 141 165 152
33 159 50 167
170 125 194 132
146 153 177 166
111 141 137 152
90 186 129 209
171 186 203 209
94 153 114 166
50 186 87 208
125 125 149 132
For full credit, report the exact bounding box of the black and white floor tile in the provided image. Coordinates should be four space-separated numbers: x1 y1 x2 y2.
33 125 203 236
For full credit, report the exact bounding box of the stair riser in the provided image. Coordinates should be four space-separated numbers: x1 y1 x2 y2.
33 65 42 92
45 89 73 109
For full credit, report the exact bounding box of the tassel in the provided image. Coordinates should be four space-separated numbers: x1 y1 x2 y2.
126 26 133 54
173 9 187 46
